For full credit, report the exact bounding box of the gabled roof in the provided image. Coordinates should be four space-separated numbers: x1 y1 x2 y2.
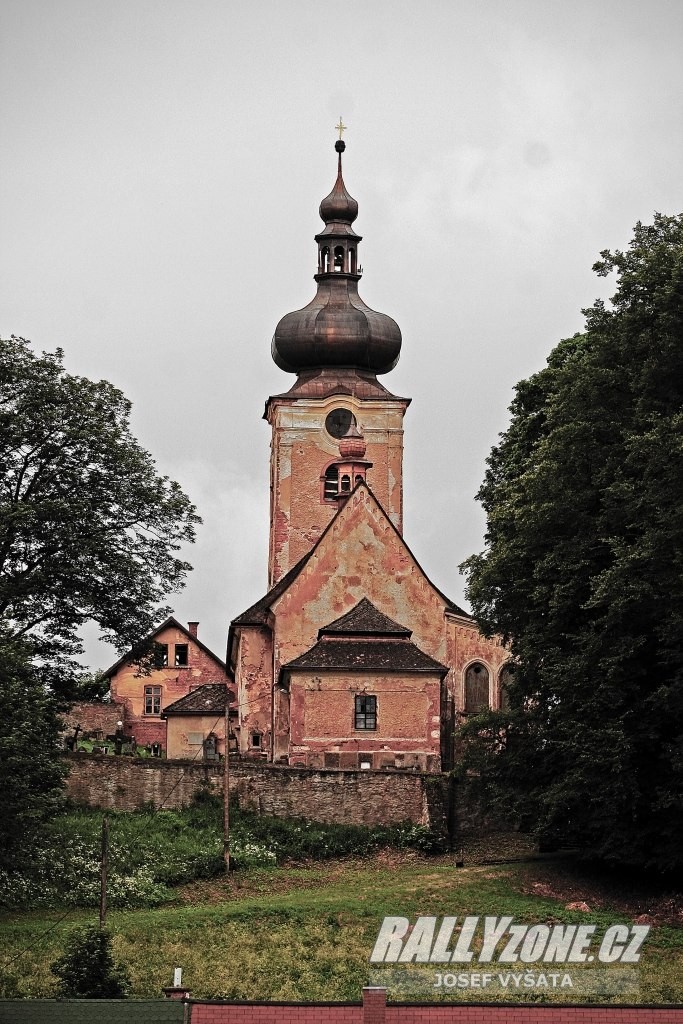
162 683 229 716
320 597 411 639
102 616 230 679
282 599 447 676
229 482 470 638
283 638 448 675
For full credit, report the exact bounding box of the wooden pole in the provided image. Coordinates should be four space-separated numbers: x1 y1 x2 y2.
99 815 108 929
223 708 230 873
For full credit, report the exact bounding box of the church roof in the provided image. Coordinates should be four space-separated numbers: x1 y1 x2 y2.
162 683 230 716
270 139 402 376
319 598 411 638
283 638 447 675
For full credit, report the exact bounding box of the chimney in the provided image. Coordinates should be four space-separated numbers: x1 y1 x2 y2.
188 622 199 638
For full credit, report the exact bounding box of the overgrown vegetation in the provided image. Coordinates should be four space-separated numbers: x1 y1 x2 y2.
461 214 683 871
1 858 681 1003
51 925 131 998
0 793 443 911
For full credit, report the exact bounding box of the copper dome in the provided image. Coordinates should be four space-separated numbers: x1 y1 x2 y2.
271 140 402 376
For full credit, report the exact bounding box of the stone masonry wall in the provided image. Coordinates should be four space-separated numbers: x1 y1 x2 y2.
64 753 450 833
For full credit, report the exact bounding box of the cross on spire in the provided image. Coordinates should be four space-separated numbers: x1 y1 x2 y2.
335 117 347 141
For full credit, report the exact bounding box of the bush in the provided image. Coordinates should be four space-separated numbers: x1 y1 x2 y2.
51 925 131 998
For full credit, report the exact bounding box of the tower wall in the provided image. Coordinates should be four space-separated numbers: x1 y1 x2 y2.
266 394 408 587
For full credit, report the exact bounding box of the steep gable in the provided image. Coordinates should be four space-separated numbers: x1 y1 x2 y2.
268 483 468 672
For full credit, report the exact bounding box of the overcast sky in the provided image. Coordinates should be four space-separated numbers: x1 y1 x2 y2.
2 0 682 670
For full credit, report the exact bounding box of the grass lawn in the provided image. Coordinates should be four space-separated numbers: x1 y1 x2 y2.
1 854 682 1004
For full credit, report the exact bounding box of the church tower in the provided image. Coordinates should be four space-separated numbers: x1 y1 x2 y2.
266 134 410 587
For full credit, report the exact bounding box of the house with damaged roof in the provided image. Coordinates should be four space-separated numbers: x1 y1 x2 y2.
227 138 510 773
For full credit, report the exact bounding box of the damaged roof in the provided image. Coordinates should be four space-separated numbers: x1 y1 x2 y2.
162 683 230 716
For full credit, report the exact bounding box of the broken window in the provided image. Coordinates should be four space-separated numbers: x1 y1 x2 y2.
154 643 168 668
174 644 189 667
355 694 377 730
144 685 162 715
464 662 490 713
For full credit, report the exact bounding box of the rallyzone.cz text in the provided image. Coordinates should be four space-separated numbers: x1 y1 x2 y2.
370 917 650 965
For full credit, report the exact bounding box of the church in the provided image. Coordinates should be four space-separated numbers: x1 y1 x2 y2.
228 133 510 773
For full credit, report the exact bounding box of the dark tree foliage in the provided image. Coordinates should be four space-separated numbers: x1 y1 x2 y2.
51 925 131 998
461 214 683 871
0 640 66 871
0 337 200 661
0 338 200 869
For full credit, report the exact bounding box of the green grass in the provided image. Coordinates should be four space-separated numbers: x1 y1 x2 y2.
1 858 681 1004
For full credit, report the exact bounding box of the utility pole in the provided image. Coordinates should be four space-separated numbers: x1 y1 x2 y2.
99 815 109 928
223 706 230 873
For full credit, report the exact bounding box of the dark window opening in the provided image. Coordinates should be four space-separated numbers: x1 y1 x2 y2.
144 685 162 716
325 408 355 439
340 474 351 492
465 662 490 713
251 733 262 748
320 246 330 273
355 694 377 730
154 643 168 668
324 465 339 500
174 644 189 667
355 473 364 486
333 245 344 272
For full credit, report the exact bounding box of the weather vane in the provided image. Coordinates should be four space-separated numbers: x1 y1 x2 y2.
335 117 347 141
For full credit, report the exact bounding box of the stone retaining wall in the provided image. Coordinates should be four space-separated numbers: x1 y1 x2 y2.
64 753 452 834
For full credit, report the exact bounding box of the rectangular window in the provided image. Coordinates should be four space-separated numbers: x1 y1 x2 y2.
155 643 168 668
174 644 189 667
354 694 377 730
144 685 162 715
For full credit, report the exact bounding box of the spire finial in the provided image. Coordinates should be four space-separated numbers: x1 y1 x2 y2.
335 116 347 141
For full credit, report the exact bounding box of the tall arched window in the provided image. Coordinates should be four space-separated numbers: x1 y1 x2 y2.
464 662 490 714
334 246 344 272
320 246 330 273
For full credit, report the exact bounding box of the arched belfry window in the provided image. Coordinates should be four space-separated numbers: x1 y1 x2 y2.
319 246 330 273
333 246 344 272
348 248 356 273
499 664 514 711
323 465 339 500
464 662 490 714
340 474 351 492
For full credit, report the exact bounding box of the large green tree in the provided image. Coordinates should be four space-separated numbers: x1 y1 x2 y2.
461 214 683 871
0 337 200 660
0 337 200 864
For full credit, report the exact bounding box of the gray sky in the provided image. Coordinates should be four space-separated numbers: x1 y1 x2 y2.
2 0 682 669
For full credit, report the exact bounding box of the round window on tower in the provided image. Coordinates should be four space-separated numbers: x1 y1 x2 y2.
325 408 356 439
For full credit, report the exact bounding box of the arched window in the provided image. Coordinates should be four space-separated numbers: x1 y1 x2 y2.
355 473 364 486
340 474 351 492
348 248 356 273
323 465 338 500
334 246 344 272
499 664 514 711
464 662 490 714
320 246 330 273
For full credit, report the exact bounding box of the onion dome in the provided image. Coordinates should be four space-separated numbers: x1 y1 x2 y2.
271 137 402 376
338 422 367 460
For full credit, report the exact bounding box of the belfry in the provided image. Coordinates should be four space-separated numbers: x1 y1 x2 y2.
229 131 509 772
266 135 409 587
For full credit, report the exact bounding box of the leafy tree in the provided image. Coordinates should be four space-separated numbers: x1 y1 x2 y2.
0 639 66 871
460 214 683 871
0 336 200 662
51 925 131 998
0 337 200 869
